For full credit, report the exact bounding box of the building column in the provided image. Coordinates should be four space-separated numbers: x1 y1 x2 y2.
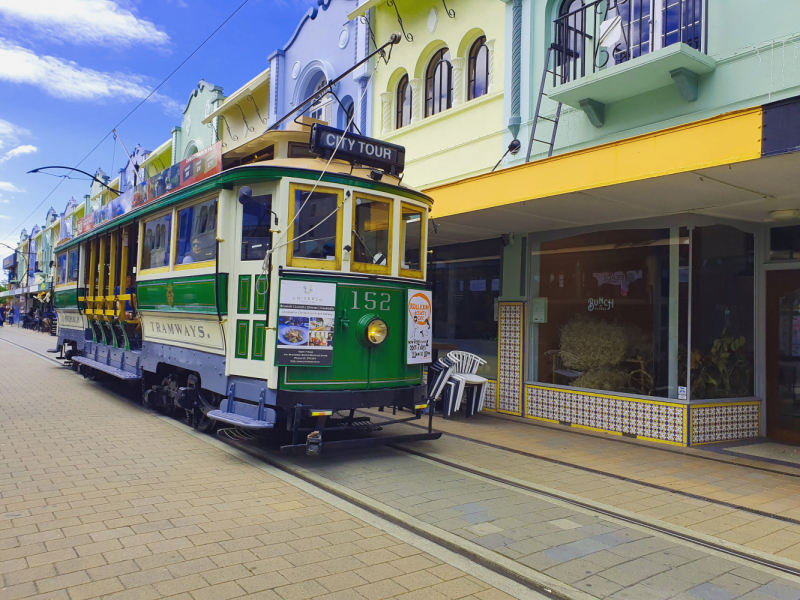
486 39 496 93
508 0 522 139
380 92 392 136
451 57 465 107
409 78 423 123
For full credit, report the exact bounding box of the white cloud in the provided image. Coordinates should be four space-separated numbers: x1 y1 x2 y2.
0 215 10 220
0 182 22 192
0 39 179 112
0 119 29 151
0 144 37 164
0 0 169 48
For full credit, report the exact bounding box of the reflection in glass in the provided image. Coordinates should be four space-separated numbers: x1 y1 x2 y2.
353 198 390 267
778 290 800 419
57 254 67 285
292 190 338 261
401 206 423 271
241 194 273 261
177 198 217 265
68 250 79 282
141 213 172 270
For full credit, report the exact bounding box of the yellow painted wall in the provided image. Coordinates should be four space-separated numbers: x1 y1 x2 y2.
371 0 505 190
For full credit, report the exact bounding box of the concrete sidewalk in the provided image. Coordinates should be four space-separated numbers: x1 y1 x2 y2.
0 331 515 600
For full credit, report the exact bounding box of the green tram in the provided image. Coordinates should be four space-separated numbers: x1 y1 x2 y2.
53 123 438 454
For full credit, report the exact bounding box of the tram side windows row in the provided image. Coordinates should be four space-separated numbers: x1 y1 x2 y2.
141 213 172 271
56 253 67 285
68 249 79 282
401 204 424 274
177 198 217 265
242 194 273 261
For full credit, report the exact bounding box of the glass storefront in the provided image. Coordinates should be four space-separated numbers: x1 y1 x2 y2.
429 239 501 377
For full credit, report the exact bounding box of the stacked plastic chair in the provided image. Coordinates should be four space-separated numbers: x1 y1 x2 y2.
426 351 488 418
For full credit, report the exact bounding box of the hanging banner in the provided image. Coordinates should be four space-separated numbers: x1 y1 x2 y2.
406 289 432 364
276 280 336 367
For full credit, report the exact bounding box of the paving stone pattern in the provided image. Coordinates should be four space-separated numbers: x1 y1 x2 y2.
288 448 800 600
0 331 507 600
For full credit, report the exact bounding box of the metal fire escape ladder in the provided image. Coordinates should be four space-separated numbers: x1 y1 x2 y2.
525 45 563 163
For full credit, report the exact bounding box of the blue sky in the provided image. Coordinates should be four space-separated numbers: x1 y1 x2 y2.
0 0 316 246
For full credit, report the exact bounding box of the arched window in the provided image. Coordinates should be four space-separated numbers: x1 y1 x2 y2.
425 48 452 117
396 75 412 129
468 36 489 100
337 97 356 132
308 77 333 124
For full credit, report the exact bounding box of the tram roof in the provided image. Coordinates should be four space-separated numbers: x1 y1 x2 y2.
57 161 433 253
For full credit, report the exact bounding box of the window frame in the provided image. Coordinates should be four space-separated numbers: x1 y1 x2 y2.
425 48 453 118
350 193 394 276
173 195 219 271
287 183 343 271
55 252 68 287
468 36 489 101
137 207 175 275
396 74 411 129
399 202 426 280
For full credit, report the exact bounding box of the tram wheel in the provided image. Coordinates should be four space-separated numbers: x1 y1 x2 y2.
193 388 219 434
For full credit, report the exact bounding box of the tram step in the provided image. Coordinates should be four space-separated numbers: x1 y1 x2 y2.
71 356 141 381
207 410 275 430
47 348 59 353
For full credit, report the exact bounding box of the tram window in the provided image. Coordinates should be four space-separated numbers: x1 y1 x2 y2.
140 213 172 270
292 189 339 262
242 194 273 261
401 205 424 273
176 198 217 265
352 196 391 269
56 254 67 285
68 250 79 282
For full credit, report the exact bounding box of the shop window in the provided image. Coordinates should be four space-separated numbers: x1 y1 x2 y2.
400 204 424 275
352 196 391 273
689 225 754 399
396 75 412 129
425 48 452 117
531 229 689 399
770 225 800 261
176 198 217 266
288 185 341 270
468 36 489 100
56 254 67 285
140 213 172 271
68 250 79 282
241 194 273 261
429 239 502 377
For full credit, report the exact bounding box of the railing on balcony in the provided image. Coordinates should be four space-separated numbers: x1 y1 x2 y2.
552 0 705 85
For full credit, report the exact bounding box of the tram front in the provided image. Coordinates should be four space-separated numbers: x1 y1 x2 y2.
208 124 438 454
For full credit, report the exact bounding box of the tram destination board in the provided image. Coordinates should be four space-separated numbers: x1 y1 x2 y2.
276 280 336 367
309 124 405 176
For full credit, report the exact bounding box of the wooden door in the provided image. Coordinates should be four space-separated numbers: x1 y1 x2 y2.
766 270 800 442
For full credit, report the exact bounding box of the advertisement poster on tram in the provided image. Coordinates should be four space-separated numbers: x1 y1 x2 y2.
276 280 336 367
407 289 432 364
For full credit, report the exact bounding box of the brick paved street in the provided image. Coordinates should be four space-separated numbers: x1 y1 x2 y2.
0 330 523 600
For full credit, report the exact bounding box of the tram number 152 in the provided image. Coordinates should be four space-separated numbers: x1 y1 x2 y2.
352 291 391 311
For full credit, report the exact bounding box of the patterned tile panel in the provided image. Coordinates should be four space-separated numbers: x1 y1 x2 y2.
525 385 686 444
690 403 760 444
498 303 525 415
482 380 497 412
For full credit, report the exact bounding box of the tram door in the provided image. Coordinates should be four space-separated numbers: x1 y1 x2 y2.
229 191 274 379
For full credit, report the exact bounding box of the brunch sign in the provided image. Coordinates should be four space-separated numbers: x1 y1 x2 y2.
407 290 432 364
276 280 337 367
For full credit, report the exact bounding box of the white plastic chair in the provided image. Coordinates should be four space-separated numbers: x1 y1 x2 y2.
446 351 488 417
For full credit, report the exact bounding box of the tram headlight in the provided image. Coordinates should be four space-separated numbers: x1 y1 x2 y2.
366 318 389 345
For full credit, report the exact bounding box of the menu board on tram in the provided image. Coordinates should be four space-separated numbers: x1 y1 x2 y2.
276 280 336 367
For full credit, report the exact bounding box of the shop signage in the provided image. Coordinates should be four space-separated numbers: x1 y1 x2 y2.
593 270 642 296
406 290 432 364
75 142 223 237
588 297 614 312
141 313 226 354
530 297 548 323
678 386 687 401
276 280 336 367
309 124 405 176
2 254 16 269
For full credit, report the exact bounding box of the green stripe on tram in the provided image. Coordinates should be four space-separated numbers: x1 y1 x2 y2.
235 320 250 359
237 275 252 314
254 275 268 315
251 321 267 361
137 274 228 315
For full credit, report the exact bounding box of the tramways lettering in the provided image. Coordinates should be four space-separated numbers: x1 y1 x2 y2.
148 320 208 339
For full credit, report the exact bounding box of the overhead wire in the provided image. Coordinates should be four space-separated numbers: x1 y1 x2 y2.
2 0 253 243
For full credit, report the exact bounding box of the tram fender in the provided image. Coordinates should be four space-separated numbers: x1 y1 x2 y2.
276 385 426 411
139 342 228 396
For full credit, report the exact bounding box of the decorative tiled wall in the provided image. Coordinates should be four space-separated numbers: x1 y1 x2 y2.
690 402 760 444
525 385 687 445
482 380 497 411
498 302 525 415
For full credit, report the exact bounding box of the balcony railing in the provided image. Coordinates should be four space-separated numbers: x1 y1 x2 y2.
552 0 705 85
